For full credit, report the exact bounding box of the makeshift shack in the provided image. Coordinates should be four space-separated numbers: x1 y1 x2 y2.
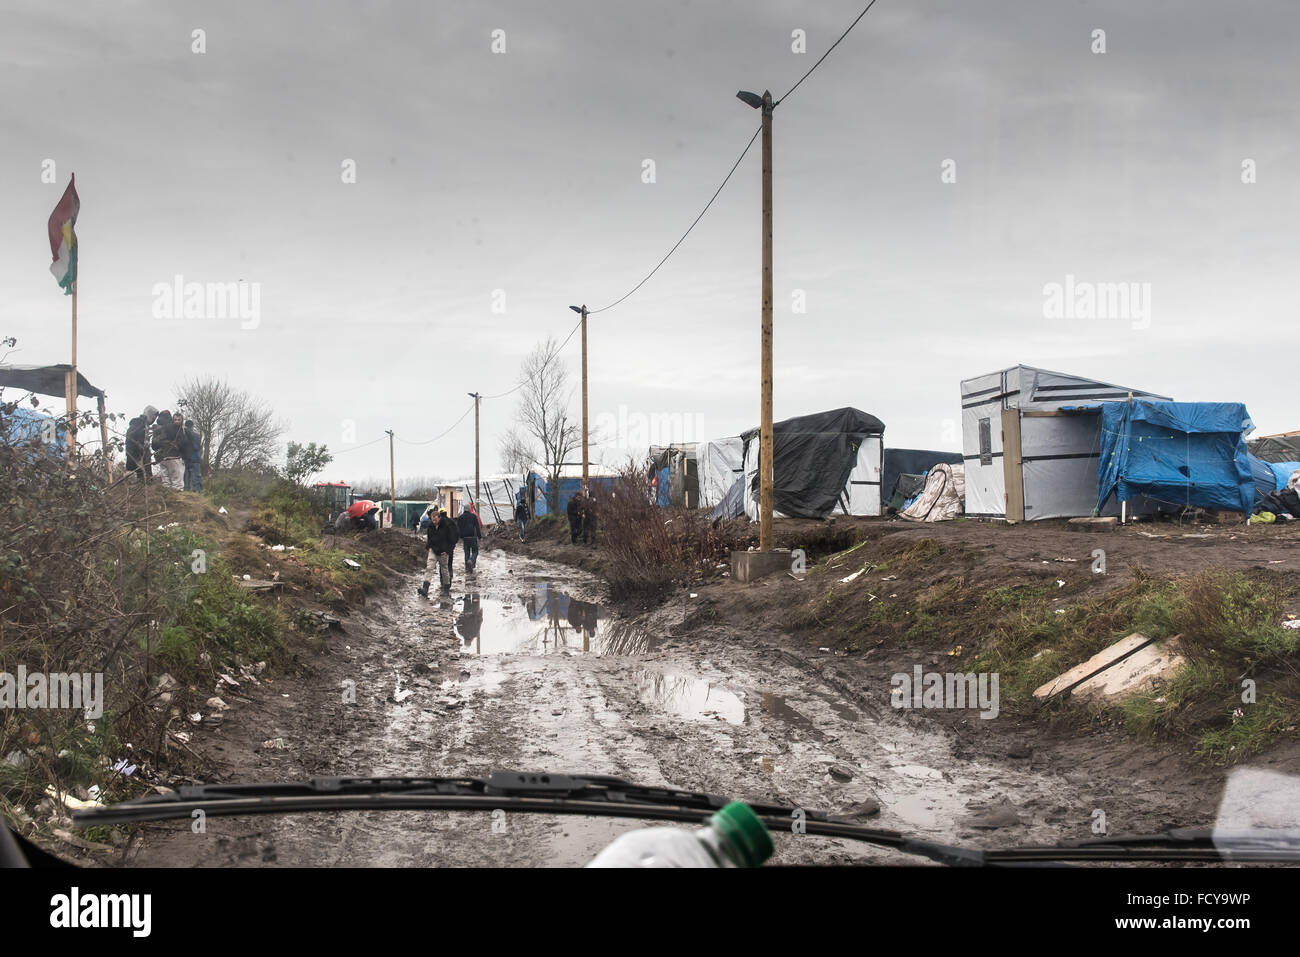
1097 400 1256 518
740 407 885 520
961 365 1170 520
648 443 699 508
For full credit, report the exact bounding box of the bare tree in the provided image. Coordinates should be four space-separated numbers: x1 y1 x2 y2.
513 337 582 512
176 376 285 472
498 426 535 476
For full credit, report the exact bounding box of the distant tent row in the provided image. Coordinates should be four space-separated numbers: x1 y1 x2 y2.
690 362 1272 526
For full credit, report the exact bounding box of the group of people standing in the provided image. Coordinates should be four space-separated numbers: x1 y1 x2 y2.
419 502 484 595
124 405 203 491
565 491 598 545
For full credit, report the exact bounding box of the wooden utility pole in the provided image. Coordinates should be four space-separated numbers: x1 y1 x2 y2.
579 305 589 491
386 429 395 527
468 392 482 499
759 90 774 552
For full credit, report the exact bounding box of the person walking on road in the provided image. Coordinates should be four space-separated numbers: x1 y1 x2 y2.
456 502 483 573
419 507 460 596
514 490 530 541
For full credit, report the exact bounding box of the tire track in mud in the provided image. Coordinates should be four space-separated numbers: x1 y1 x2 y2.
128 547 1118 867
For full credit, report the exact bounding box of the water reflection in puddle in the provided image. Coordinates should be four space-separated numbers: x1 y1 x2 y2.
635 670 745 725
452 582 657 657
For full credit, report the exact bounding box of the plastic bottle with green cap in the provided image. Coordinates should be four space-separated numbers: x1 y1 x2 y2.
586 801 775 867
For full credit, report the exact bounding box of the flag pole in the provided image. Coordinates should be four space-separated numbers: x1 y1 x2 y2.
67 279 78 461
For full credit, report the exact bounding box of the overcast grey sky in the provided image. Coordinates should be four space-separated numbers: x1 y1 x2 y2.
3 0 1297 482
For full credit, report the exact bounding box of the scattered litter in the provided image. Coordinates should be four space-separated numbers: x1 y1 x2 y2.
261 737 288 750
271 544 286 551
1055 609 1066 614
44 787 102 811
689 593 698 599
1054 557 1078 563
839 568 864 584
343 559 362 570
218 506 228 514
880 575 897 581
242 574 251 580
1056 580 1066 588
947 645 963 657
111 758 137 776
218 673 240 688
205 696 230 712
1283 620 1300 630
818 647 831 653
172 731 191 744
188 712 202 724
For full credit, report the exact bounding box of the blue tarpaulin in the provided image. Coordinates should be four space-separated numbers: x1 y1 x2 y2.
1265 460 1300 490
1248 454 1279 501
1098 401 1255 515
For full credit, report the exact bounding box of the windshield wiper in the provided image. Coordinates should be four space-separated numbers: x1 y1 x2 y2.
985 827 1300 864
72 770 1300 865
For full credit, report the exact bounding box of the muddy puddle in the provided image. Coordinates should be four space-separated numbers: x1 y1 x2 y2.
444 581 658 657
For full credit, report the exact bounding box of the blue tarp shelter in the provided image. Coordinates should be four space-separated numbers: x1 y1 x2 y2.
1097 401 1255 515
529 469 618 516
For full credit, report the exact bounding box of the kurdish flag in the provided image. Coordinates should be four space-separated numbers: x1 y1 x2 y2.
47 174 79 295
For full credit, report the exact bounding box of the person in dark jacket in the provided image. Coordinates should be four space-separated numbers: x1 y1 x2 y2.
514 491 529 541
419 507 460 595
182 419 203 492
125 414 152 481
566 493 583 544
152 410 185 489
456 503 483 573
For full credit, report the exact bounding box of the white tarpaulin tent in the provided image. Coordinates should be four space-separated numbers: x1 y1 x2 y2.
960 365 1169 521
900 463 966 522
698 436 744 509
437 473 526 526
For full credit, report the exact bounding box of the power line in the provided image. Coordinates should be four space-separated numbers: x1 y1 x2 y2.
776 0 881 107
581 1 882 318
479 313 586 400
331 434 388 455
589 124 762 316
395 401 476 446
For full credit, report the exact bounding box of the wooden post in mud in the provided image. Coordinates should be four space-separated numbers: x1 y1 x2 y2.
758 91 774 552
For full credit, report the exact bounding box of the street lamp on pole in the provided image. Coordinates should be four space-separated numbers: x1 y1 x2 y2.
737 89 775 552
569 304 589 492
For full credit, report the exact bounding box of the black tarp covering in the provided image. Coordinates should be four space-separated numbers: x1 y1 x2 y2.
0 364 103 399
741 407 885 519
882 448 963 509
1250 435 1300 463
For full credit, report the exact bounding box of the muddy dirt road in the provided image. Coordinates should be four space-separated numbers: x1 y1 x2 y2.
128 545 1190 867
